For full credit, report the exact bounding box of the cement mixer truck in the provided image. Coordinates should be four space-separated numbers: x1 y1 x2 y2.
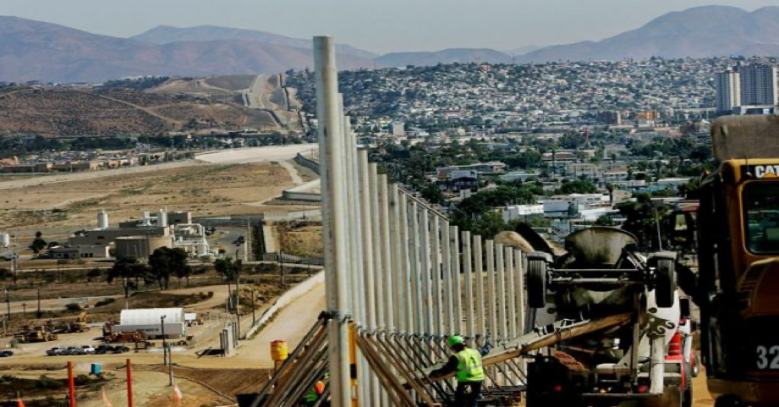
524 227 694 407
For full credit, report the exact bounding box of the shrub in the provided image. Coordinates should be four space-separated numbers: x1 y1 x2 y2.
65 303 82 312
95 298 115 307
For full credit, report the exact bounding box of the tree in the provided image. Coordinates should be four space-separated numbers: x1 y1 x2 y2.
148 247 189 290
559 179 597 194
595 214 617 226
616 194 669 250
107 258 148 306
30 231 47 254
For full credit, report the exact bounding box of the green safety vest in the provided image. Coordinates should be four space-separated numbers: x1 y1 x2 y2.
455 348 485 382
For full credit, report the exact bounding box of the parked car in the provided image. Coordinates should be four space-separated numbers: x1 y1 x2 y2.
64 346 84 356
46 347 63 356
95 345 114 355
0 252 17 261
81 345 96 354
0 350 13 357
113 346 130 354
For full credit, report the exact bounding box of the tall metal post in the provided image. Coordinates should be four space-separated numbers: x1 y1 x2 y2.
369 164 384 330
441 220 453 333
378 175 394 330
313 36 351 407
486 240 497 338
389 185 404 333
399 193 412 333
505 247 517 339
127 359 134 407
496 243 507 341
514 250 526 335
408 201 422 333
67 361 77 407
419 209 433 333
451 226 463 334
430 215 443 335
462 232 475 338
474 236 486 336
357 151 376 330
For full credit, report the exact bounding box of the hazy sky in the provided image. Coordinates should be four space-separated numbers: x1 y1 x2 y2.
2 0 778 54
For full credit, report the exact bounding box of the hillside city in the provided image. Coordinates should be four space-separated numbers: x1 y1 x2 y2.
2 4 779 405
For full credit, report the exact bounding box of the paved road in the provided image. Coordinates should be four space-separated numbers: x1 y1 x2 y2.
196 144 317 165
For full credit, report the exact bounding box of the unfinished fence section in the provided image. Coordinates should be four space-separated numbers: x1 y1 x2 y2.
256 36 531 407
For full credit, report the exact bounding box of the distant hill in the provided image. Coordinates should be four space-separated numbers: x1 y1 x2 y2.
517 6 779 63
133 25 377 59
375 48 512 67
0 86 288 136
0 16 374 83
505 45 542 56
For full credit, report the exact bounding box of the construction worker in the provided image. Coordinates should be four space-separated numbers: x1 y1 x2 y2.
429 335 491 407
302 371 328 406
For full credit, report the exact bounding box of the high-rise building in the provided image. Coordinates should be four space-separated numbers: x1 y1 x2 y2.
740 65 778 106
716 70 741 112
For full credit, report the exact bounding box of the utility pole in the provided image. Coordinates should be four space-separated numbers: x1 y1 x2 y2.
251 291 256 325
4 288 9 321
160 315 173 386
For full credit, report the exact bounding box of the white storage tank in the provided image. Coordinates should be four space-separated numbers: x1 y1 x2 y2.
0 233 9 248
115 308 186 338
97 210 109 230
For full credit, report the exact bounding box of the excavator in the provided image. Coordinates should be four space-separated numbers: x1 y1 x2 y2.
671 115 779 407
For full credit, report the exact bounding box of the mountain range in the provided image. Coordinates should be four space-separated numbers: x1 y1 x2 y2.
3 5 779 83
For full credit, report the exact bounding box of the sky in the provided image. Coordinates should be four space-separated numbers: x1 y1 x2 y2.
1 0 778 54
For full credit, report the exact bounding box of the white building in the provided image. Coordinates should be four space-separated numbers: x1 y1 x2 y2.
740 65 778 106
502 205 544 223
115 308 186 338
716 70 741 112
391 122 405 137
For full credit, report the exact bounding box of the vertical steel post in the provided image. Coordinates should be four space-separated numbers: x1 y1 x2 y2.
126 359 133 407
474 236 486 337
378 175 394 330
357 151 376 330
450 226 463 334
419 209 433 333
462 231 475 339
313 36 350 407
514 250 525 335
485 240 497 339
430 215 443 335
369 164 384 330
505 247 517 340
408 201 422 333
389 184 404 333
441 220 453 333
496 243 507 341
399 194 412 333
68 361 77 407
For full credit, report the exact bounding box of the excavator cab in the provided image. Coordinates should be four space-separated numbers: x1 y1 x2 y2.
693 116 779 407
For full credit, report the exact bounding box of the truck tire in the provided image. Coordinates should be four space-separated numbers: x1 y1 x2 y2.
655 258 676 308
528 259 547 308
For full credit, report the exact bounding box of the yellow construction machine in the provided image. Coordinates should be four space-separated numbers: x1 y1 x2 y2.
673 116 779 407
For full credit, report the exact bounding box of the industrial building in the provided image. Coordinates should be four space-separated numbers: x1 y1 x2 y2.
114 308 187 338
59 208 212 261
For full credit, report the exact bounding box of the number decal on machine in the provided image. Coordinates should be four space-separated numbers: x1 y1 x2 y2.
757 345 779 370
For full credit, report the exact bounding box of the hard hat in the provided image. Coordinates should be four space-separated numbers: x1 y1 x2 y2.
447 335 465 348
